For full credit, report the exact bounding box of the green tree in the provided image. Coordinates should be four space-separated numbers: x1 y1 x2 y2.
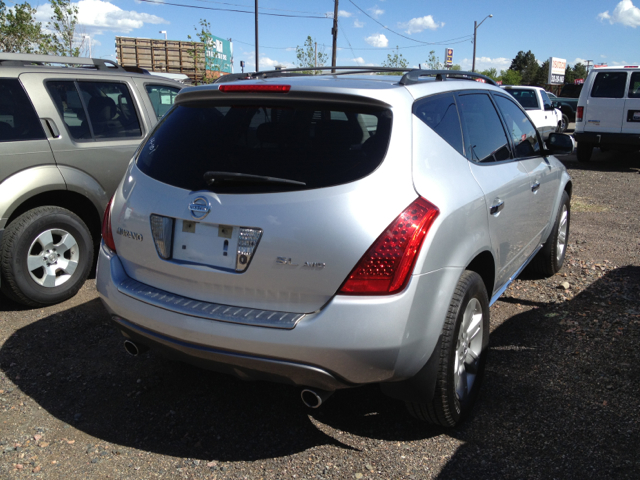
500 69 522 85
426 50 442 70
295 35 328 73
480 67 499 81
534 59 550 86
0 1 50 53
381 46 408 72
187 19 221 84
509 50 539 85
47 0 80 56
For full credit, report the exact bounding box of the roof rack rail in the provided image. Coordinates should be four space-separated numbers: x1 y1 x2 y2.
0 53 125 71
399 69 497 86
211 66 497 86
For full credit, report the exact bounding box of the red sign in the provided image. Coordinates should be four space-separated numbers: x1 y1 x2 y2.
575 78 584 85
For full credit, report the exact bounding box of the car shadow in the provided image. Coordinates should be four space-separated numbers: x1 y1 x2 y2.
559 148 640 173
434 265 640 479
0 297 437 462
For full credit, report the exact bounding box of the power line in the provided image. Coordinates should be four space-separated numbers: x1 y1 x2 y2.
136 0 329 19
348 0 470 46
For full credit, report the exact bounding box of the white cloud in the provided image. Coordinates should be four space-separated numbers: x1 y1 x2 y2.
352 57 366 65
365 33 388 48
326 10 352 18
573 57 589 65
459 56 511 72
369 7 384 18
598 0 640 27
37 0 168 35
354 19 364 28
399 15 444 34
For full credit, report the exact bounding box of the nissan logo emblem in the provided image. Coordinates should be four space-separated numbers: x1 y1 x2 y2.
188 197 211 219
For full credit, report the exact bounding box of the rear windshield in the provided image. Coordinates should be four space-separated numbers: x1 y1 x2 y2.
504 89 539 110
136 101 392 193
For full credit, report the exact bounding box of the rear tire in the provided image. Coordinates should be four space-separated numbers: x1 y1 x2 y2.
528 191 570 277
405 271 489 427
0 206 93 307
577 142 594 162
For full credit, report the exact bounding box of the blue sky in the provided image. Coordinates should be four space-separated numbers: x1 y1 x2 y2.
30 0 640 72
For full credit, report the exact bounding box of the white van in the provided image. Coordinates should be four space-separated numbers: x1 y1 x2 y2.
574 66 640 162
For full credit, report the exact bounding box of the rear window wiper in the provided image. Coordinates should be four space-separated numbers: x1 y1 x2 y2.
203 171 306 186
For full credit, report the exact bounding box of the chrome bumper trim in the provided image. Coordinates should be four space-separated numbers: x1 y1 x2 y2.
117 277 305 329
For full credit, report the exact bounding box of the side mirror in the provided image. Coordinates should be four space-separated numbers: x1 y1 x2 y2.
545 133 574 155
544 103 555 111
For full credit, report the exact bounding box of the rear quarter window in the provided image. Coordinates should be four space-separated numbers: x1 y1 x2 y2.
0 79 46 142
629 72 640 98
136 101 392 193
413 93 464 156
591 71 627 98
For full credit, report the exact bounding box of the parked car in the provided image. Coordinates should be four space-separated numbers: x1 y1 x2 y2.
502 85 567 136
0 53 182 307
574 65 640 162
97 67 574 427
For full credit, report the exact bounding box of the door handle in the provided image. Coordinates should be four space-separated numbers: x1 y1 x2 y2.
41 118 60 138
531 181 541 193
490 200 504 215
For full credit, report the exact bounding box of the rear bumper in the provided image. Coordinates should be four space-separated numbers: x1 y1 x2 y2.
96 242 462 391
574 132 640 146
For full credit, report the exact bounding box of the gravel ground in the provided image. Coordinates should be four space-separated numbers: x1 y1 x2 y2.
1 147 639 479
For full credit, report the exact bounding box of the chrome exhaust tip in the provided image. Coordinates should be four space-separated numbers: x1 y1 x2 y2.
123 339 149 357
301 388 333 408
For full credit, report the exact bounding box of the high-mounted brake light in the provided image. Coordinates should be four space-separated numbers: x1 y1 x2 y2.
218 84 291 93
576 106 584 122
338 197 439 295
102 196 116 252
624 66 639 68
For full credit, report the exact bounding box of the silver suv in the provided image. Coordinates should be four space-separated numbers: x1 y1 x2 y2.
97 68 573 426
0 53 181 306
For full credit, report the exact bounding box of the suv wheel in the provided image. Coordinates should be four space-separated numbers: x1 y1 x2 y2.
405 271 489 427
528 191 570 277
0 206 93 307
577 142 594 162
557 115 568 133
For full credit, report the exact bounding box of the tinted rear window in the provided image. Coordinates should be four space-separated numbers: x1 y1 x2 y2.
629 72 640 99
137 102 392 193
505 89 539 109
591 71 627 98
0 79 46 142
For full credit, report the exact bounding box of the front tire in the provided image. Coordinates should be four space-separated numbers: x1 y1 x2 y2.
405 271 489 427
557 115 568 133
0 206 94 307
528 191 570 277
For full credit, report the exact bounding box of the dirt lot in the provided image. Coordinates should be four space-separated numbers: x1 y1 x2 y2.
1 148 639 479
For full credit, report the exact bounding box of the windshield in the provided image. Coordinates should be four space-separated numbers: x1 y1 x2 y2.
136 101 392 193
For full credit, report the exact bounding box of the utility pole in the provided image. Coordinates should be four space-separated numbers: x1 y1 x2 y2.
585 60 593 74
255 0 259 72
331 0 339 72
315 42 317 67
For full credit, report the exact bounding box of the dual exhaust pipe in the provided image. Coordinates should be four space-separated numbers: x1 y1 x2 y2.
124 339 333 408
300 388 333 408
123 339 149 357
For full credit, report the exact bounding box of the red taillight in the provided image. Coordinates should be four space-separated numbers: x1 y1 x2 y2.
576 106 584 122
102 197 116 252
338 197 439 295
218 84 291 93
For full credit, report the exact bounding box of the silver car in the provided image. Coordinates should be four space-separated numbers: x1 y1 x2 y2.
97 68 573 427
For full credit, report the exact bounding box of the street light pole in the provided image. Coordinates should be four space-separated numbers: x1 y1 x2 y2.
255 0 259 72
472 14 492 73
159 30 167 40
83 35 91 58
